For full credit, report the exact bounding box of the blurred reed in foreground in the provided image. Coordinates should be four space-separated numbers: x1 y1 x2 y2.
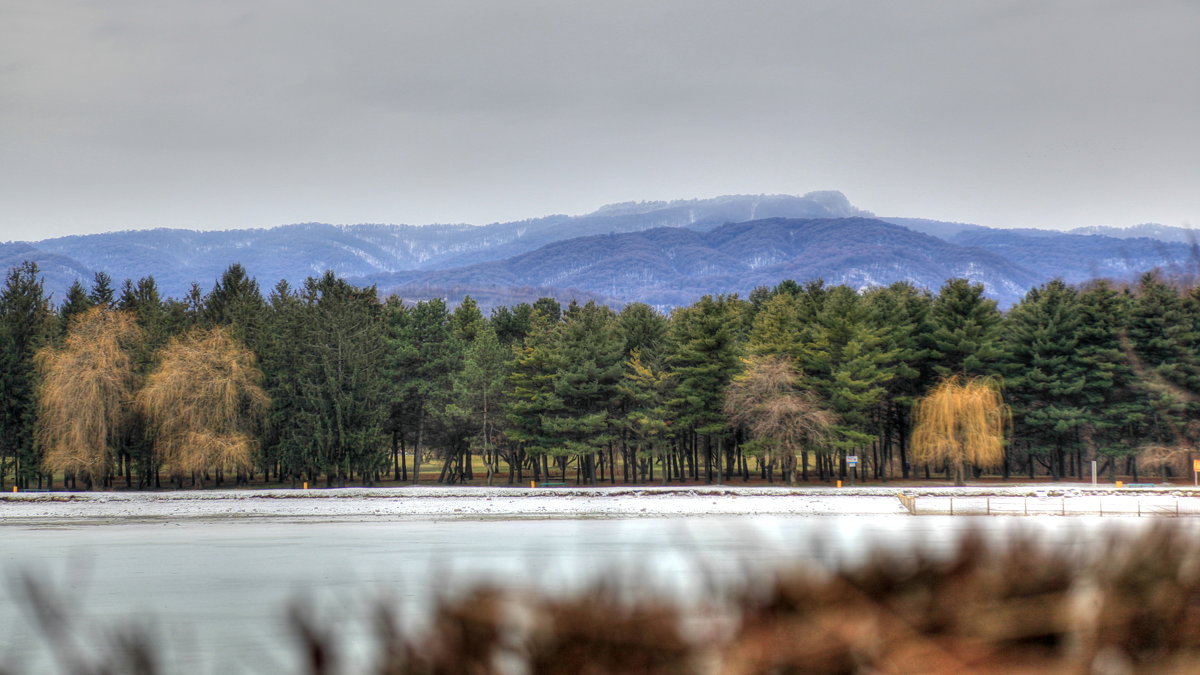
15 524 1200 674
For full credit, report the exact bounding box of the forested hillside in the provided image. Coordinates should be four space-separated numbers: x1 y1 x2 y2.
23 193 866 300
3 259 1198 491
12 192 1192 308
365 218 1044 307
947 228 1194 285
1071 223 1200 243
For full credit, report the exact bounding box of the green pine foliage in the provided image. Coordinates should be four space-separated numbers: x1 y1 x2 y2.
504 310 566 464
928 278 1002 378
667 295 745 483
1000 280 1090 478
863 282 934 478
10 250 1200 488
386 298 461 483
444 322 509 484
1074 282 1142 466
0 262 57 488
59 279 93 330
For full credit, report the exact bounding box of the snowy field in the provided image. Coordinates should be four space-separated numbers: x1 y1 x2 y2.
4 484 1200 523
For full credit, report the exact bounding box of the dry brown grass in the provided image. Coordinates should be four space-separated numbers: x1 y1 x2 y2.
35 308 141 484
136 326 268 476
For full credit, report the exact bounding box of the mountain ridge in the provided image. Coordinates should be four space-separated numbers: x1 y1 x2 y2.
4 192 1193 309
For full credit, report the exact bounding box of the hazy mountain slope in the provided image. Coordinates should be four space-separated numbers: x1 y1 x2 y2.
26 192 870 298
947 228 1195 283
1069 223 1200 244
33 223 481 297
422 191 872 268
363 218 1042 307
7 193 1190 308
0 242 94 302
879 217 988 239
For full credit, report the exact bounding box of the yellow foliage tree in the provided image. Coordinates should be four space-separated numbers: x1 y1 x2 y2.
36 308 142 487
911 376 1008 486
137 327 269 482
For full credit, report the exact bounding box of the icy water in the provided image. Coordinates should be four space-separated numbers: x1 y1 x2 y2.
0 515 1161 673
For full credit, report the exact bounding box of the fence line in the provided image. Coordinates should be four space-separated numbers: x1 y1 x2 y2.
898 495 1194 517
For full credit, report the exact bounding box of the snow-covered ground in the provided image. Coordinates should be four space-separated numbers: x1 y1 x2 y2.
0 486 904 522
3 484 1199 524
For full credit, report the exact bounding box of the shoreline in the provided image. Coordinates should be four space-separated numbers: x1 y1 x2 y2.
4 484 1200 524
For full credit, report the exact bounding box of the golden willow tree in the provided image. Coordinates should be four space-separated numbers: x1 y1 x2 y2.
36 308 142 488
911 376 1009 486
724 355 835 485
137 327 269 484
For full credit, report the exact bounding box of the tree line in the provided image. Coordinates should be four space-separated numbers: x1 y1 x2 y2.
1 260 1196 489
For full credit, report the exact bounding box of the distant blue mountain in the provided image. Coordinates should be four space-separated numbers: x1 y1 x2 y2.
3 192 1192 309
0 242 95 303
946 228 1195 284
21 192 871 299
361 218 1044 307
1069 223 1200 244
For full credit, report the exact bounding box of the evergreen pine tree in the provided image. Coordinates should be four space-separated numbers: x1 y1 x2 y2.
292 273 388 485
747 292 803 360
445 323 510 484
388 298 460 483
59 279 94 329
504 311 566 479
863 282 933 478
88 271 115 308
667 295 744 483
0 262 56 488
451 296 484 342
927 278 1002 377
1125 273 1200 458
1075 281 1142 474
545 301 624 484
203 264 265 350
1000 280 1088 478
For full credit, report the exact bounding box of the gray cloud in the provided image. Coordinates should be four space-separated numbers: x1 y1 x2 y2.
1 0 1197 240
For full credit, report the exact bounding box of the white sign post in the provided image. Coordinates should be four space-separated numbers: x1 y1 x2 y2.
847 455 859 487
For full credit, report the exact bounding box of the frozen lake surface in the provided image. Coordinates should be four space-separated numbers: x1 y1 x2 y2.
0 511 1169 674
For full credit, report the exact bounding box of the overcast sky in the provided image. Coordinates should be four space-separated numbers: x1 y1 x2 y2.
2 1 1197 241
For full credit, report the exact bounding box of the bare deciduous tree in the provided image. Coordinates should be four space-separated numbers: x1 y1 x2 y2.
724 355 835 484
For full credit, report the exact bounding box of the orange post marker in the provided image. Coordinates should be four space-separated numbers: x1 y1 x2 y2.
836 480 842 488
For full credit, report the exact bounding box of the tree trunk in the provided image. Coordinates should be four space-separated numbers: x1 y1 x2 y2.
412 410 424 485
392 430 400 482
953 456 967 487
